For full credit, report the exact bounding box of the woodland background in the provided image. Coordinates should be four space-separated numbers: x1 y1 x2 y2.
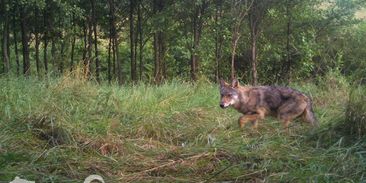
1 0 366 182
1 0 365 84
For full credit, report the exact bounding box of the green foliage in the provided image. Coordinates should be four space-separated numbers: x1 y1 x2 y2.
1 0 365 84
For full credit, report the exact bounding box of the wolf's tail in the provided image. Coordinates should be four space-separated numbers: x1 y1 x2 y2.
304 97 319 127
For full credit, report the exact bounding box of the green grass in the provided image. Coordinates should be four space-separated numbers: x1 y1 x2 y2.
1 73 366 182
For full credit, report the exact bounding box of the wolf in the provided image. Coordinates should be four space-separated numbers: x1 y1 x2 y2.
219 78 318 129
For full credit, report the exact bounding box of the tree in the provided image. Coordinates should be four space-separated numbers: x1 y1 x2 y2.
12 3 20 75
190 0 208 81
248 0 274 85
229 0 252 79
130 0 137 81
19 3 30 76
2 0 10 73
153 0 165 83
90 0 100 82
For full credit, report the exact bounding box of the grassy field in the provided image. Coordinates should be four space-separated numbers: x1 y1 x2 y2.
1 72 366 182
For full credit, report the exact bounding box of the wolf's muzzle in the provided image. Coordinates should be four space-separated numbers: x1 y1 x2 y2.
220 103 228 108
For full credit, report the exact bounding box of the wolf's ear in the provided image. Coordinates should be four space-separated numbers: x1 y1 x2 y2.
220 79 228 87
231 78 239 88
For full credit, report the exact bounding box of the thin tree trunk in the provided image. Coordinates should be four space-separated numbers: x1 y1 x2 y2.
91 0 100 82
13 11 20 75
191 8 198 81
153 33 160 82
59 34 65 74
161 35 166 78
107 0 113 83
20 5 30 76
250 26 257 85
87 17 92 77
130 0 137 81
153 0 164 83
6 16 10 60
35 32 40 76
115 37 122 85
190 1 206 81
249 3 258 86
112 32 116 80
108 0 122 85
285 0 292 83
2 8 10 73
51 38 56 72
35 7 40 77
107 31 112 82
43 8 48 75
137 1 143 80
230 31 239 79
82 23 87 62
70 16 76 71
214 0 221 81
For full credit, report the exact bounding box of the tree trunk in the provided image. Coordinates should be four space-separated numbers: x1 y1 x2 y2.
43 9 48 75
2 7 10 73
107 0 113 82
191 8 198 81
249 2 259 86
130 0 137 81
137 1 143 80
82 23 87 63
35 32 40 76
285 0 292 83
59 34 65 74
13 11 20 75
107 31 112 82
20 5 30 76
230 31 239 79
87 17 92 77
91 0 100 82
6 14 10 60
35 7 40 77
108 0 122 85
190 1 206 81
112 37 116 79
51 38 56 71
115 36 122 85
250 26 257 86
153 0 165 83
214 0 223 81
153 34 160 82
154 31 165 83
70 36 75 72
70 16 76 71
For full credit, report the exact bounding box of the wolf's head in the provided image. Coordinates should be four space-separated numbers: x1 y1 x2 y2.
219 79 240 109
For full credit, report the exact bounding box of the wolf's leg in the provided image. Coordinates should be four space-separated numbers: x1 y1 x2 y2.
253 108 266 129
278 99 307 129
238 115 258 128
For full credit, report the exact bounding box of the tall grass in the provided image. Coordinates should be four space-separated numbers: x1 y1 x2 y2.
345 85 366 138
1 72 366 182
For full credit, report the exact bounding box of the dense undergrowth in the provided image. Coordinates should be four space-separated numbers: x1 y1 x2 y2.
1 72 366 182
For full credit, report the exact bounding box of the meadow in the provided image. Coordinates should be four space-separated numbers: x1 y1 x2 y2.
1 71 366 182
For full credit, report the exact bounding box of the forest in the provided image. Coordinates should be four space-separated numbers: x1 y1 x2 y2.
1 0 366 182
0 0 365 83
